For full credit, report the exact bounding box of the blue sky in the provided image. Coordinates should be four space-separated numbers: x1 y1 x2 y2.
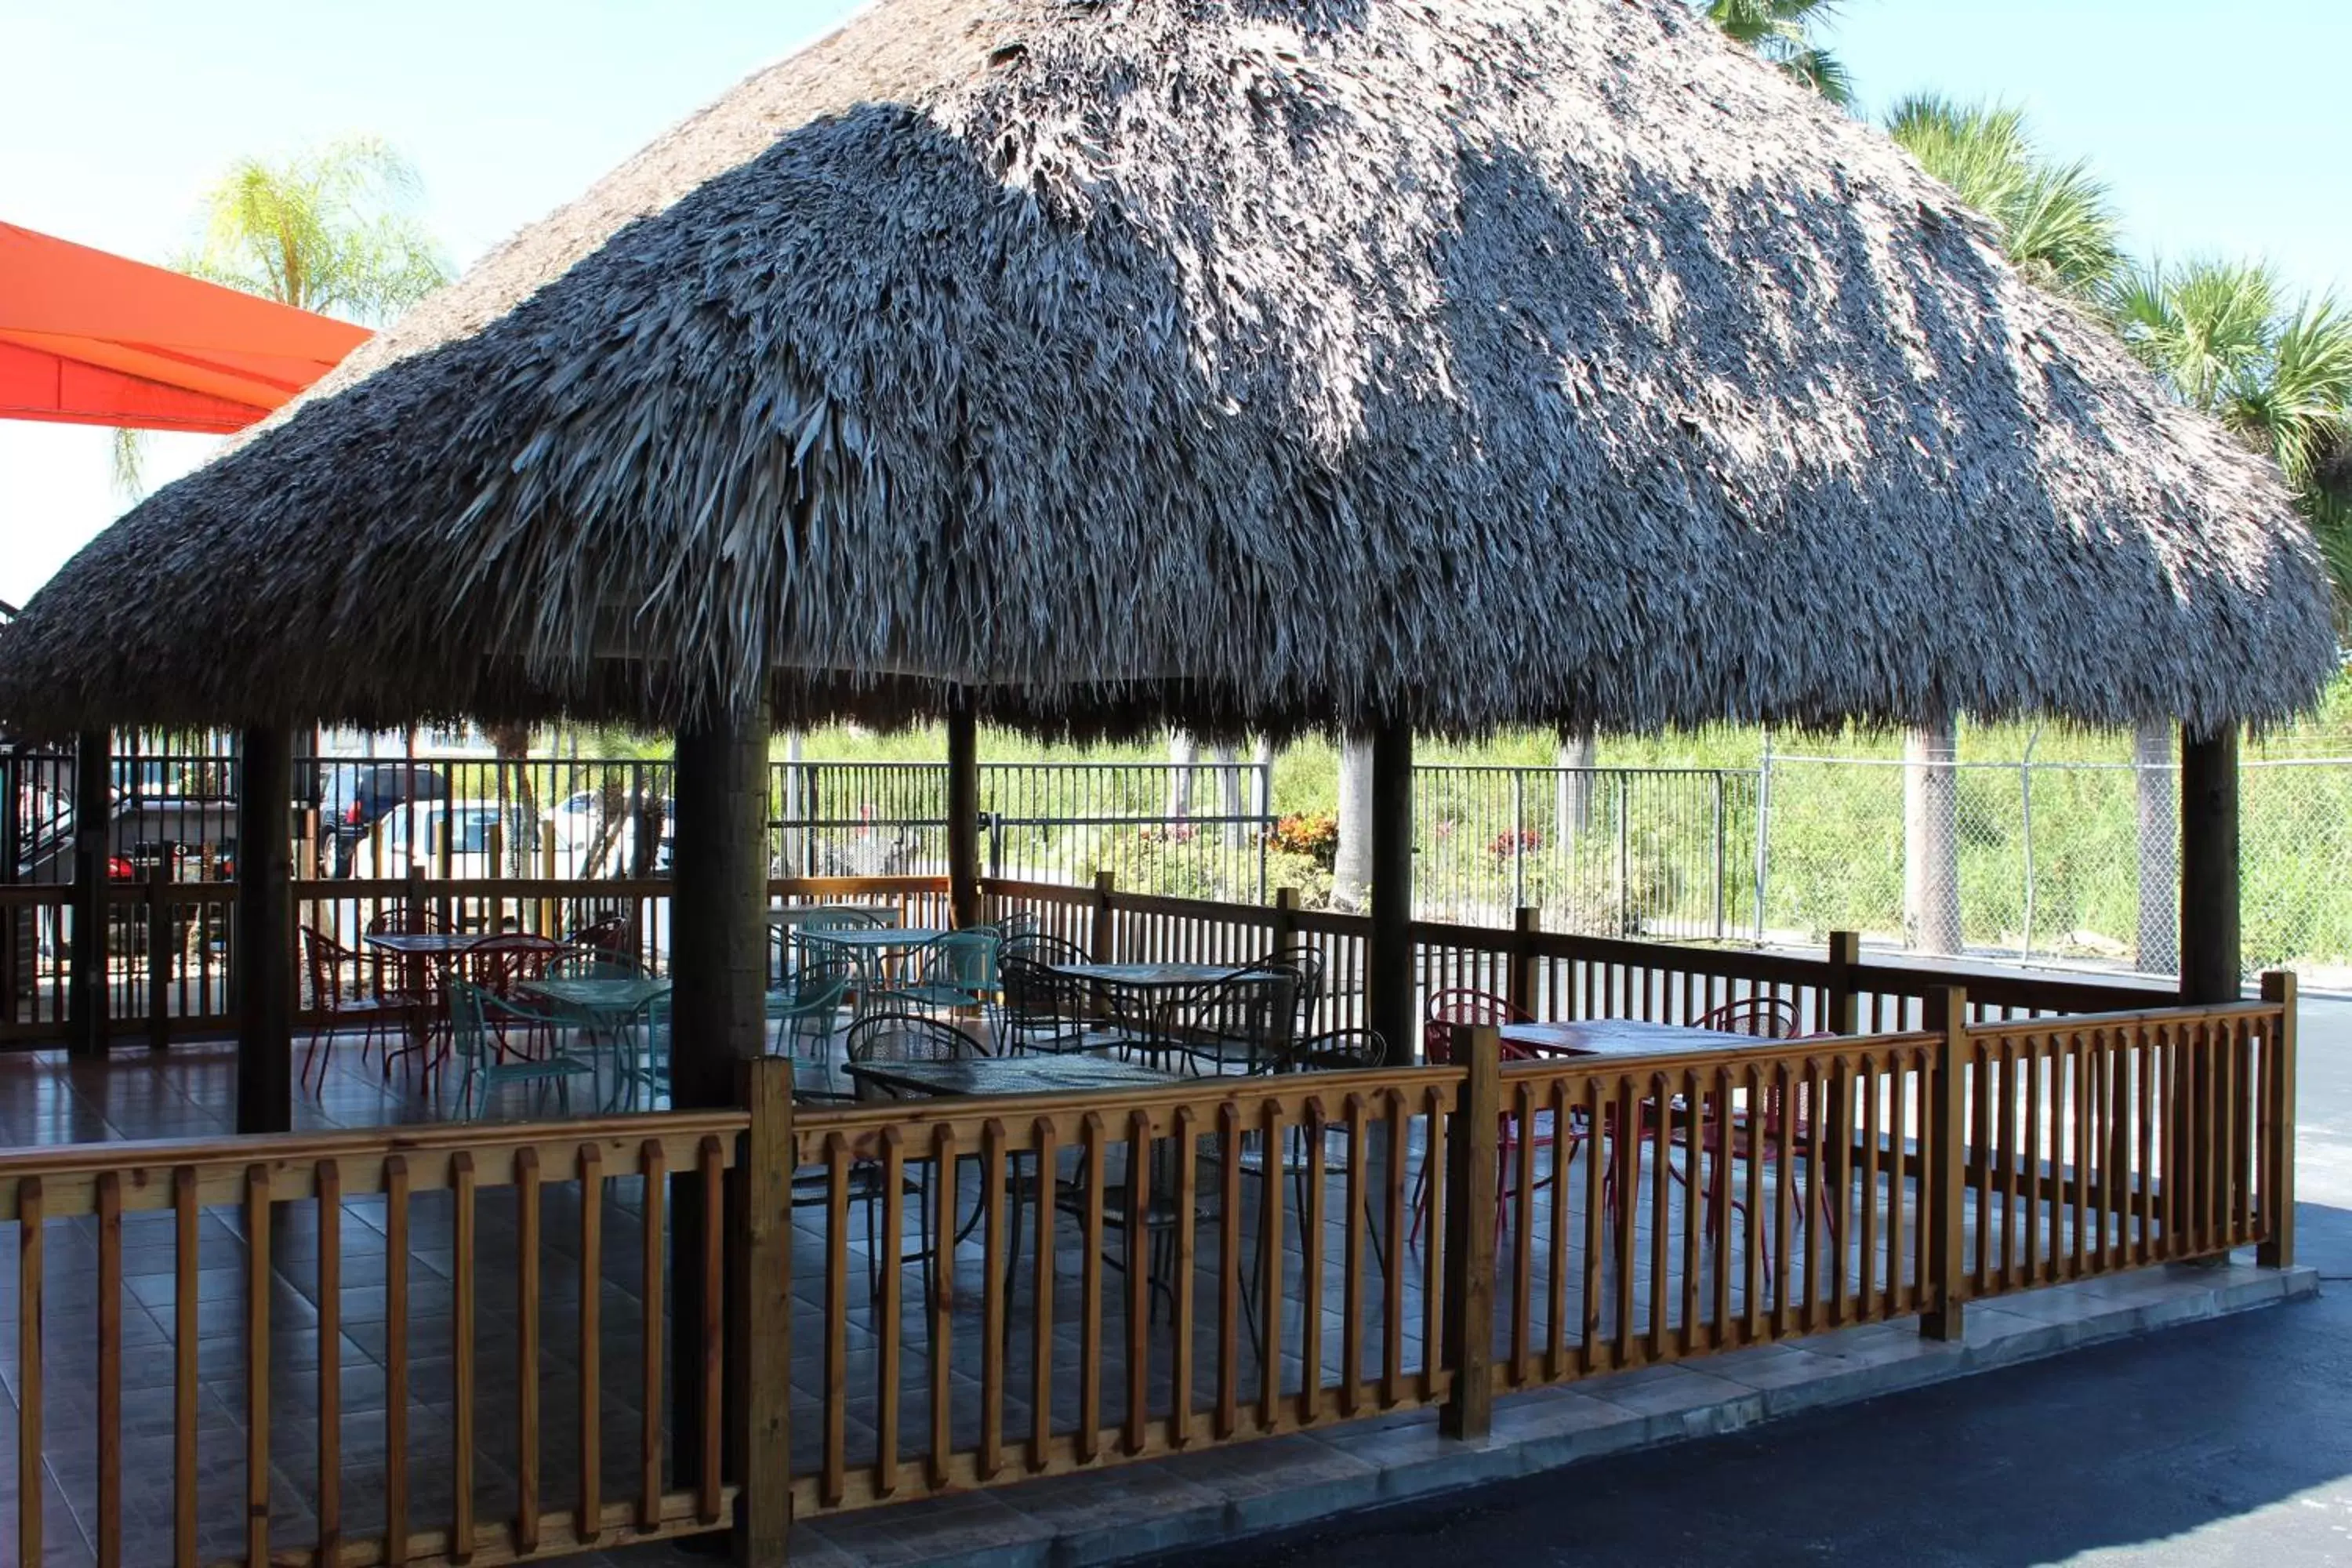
2 0 2343 605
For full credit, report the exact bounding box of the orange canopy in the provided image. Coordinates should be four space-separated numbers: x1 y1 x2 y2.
0 221 368 434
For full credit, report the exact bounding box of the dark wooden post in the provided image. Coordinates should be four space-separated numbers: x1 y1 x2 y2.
1439 1023 1499 1439
667 704 771 1494
946 698 981 929
1507 906 1540 1021
1367 724 1414 1064
731 1055 793 1563
1090 870 1117 963
234 726 294 1133
1824 930 1862 1035
67 730 110 1058
1921 986 1968 1341
146 860 172 1052
2258 969 2298 1269
2178 725 2241 1004
2176 725 2240 1250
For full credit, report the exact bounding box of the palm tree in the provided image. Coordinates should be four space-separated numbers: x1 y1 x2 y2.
1886 96 2122 298
2106 260 2352 971
1703 0 1854 107
113 136 449 495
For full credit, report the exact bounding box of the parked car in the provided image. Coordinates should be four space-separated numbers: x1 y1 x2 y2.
350 800 537 880
320 763 448 877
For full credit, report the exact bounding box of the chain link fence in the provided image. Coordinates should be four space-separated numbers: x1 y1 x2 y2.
1758 752 2352 978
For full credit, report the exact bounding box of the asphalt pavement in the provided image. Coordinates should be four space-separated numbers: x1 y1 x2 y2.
1149 998 2352 1568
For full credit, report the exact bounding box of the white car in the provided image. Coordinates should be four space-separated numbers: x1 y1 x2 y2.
351 800 540 880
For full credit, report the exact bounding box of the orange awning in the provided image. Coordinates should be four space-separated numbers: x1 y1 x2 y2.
0 221 368 433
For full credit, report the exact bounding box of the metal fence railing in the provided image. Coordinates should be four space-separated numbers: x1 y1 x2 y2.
11 743 2351 985
1412 765 1761 940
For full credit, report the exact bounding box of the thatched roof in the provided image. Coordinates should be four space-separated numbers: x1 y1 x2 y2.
0 0 2335 740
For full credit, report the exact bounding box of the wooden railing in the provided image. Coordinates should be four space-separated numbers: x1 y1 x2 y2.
979 878 2170 1047
0 1110 751 1566
788 1065 1461 1514
0 982 2296 1564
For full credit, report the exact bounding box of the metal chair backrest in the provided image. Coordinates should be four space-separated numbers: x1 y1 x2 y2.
567 912 635 957
542 947 646 981
300 925 354 1007
464 934 561 994
1275 1027 1388 1073
445 978 563 1064
1695 996 1802 1038
1155 969 1299 1073
847 1011 987 1063
1005 929 1089 966
906 929 1001 992
366 905 446 935
1256 943 1327 1030
1423 987 1533 1062
779 953 855 1014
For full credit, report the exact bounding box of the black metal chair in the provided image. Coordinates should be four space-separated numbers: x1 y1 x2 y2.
1145 968 1300 1076
999 951 1140 1056
1255 944 1328 1036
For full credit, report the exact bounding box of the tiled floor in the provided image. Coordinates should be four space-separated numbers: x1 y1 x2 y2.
0 1029 2232 1566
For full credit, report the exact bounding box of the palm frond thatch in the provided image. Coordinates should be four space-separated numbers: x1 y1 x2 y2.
0 0 2335 742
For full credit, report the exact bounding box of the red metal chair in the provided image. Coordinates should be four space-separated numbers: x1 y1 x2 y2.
1410 989 1569 1245
1659 996 1839 1283
299 927 407 1090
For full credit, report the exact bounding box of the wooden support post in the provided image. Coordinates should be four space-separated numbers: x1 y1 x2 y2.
67 730 110 1058
1507 906 1540 1021
2179 726 2241 1005
1090 870 1116 964
2258 970 2298 1269
1921 986 1968 1341
946 699 981 929
404 864 427 931
668 704 771 1494
234 727 294 1134
1439 1023 1498 1439
2177 726 2240 1250
1367 724 1414 1065
1825 930 1861 1035
146 860 171 1052
731 1055 793 1563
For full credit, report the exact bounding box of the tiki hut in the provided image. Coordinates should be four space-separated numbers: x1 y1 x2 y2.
0 0 2332 742
0 0 2333 1118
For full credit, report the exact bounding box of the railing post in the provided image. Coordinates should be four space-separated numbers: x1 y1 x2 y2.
1921 985 1968 1341
1439 1023 1499 1439
1507 906 1539 1020
405 863 428 931
2258 969 2298 1269
67 729 110 1058
1091 870 1117 963
147 859 171 1052
732 1056 793 1564
1824 930 1861 1035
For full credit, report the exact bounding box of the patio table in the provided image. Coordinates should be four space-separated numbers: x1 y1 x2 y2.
1046 961 1269 989
844 1054 1185 1099
768 902 902 928
799 925 955 1013
843 1053 1191 1312
363 931 492 1069
1499 1019 1784 1058
515 975 673 1111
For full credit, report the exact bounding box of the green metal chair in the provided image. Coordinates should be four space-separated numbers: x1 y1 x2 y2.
445 978 598 1120
769 952 854 1058
870 929 1001 1021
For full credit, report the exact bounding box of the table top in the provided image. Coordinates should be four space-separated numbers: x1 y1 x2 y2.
517 976 671 1013
800 927 952 951
1049 962 1273 989
768 904 902 927
363 932 486 957
844 1054 1189 1098
1500 1019 1795 1058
